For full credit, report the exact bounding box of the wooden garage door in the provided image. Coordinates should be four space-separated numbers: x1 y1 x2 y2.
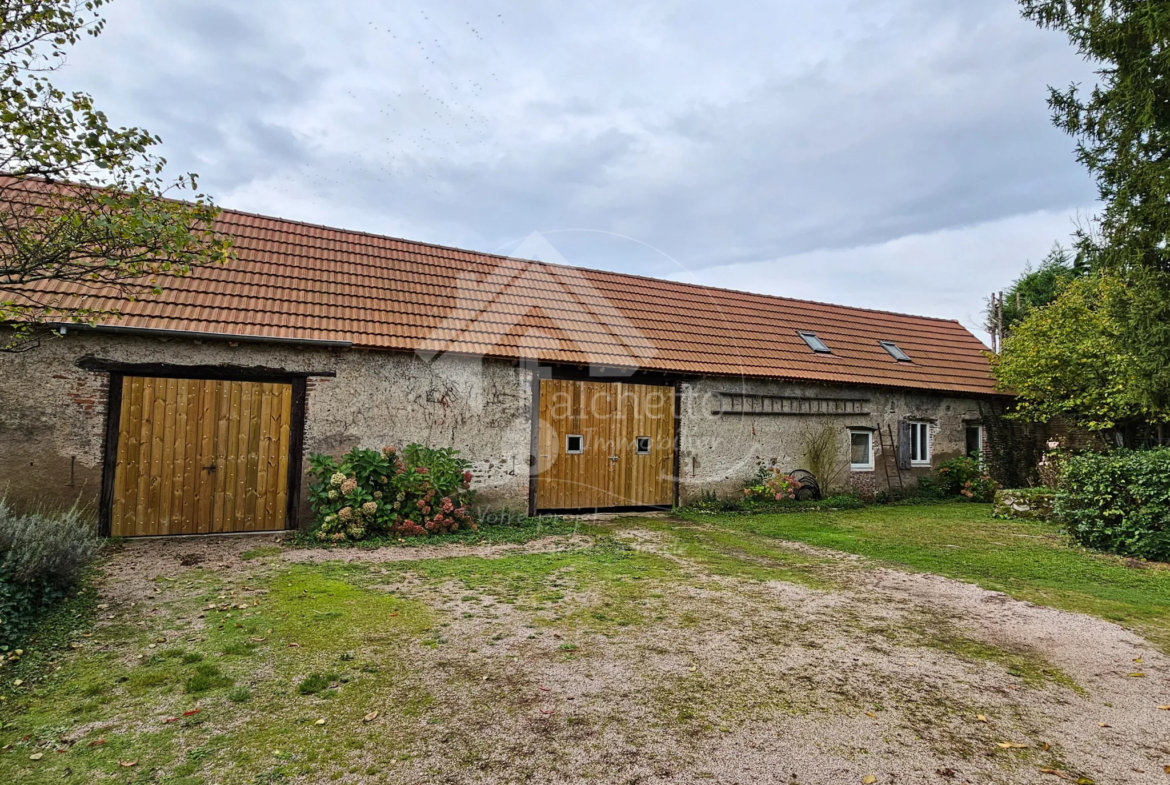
111 377 293 537
536 379 675 510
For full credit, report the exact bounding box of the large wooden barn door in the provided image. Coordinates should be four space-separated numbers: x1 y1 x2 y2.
536 379 675 510
110 377 293 536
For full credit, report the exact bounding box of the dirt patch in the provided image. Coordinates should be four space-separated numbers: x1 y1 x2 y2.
78 530 1170 784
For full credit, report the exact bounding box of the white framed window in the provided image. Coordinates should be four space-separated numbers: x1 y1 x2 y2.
849 429 874 471
909 421 931 466
565 434 584 454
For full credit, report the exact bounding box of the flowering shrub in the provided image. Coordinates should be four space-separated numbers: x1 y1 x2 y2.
307 445 477 542
927 456 999 502
744 466 803 502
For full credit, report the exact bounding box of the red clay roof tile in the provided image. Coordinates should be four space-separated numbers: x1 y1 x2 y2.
14 203 1000 395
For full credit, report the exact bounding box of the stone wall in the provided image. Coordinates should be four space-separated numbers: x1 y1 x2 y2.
0 330 1004 525
0 332 533 518
676 377 988 503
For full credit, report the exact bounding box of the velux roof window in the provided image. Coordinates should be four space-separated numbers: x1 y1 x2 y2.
798 331 831 354
880 341 912 362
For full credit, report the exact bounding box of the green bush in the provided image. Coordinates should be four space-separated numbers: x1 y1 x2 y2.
0 500 99 650
307 445 477 542
1055 448 1170 562
921 457 999 503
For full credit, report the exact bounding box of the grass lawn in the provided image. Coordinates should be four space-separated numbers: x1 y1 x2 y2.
674 502 1170 651
1 504 1167 784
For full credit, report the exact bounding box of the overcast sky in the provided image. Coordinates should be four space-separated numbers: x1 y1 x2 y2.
56 0 1099 341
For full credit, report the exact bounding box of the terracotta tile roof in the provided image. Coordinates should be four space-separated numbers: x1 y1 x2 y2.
24 207 1000 395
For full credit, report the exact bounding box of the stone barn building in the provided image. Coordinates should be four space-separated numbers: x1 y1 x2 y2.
0 207 1005 536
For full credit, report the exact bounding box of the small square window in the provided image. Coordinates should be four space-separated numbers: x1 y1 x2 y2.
636 436 651 455
565 434 584 454
798 331 832 353
850 430 874 471
880 341 912 362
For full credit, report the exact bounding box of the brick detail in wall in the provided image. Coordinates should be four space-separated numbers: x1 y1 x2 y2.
58 371 110 419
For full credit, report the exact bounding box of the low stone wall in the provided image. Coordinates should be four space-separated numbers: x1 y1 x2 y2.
993 489 1056 521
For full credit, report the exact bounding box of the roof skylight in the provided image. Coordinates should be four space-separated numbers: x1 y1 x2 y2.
798 331 831 354
880 341 912 362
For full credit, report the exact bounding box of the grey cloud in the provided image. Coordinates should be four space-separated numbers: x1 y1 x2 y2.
53 0 1098 296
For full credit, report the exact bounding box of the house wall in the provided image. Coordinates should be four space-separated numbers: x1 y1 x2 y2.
676 377 990 503
0 332 533 519
0 330 1001 527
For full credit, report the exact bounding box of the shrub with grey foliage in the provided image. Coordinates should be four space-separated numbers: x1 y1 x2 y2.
0 499 100 649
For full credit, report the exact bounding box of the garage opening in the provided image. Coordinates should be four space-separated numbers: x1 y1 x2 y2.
109 376 294 536
536 379 675 511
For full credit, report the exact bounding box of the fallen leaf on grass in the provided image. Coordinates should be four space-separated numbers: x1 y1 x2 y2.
865 712 878 719
250 637 266 643
1098 722 1111 728
862 776 877 784
163 717 179 724
314 718 326 725
539 708 554 715
1158 706 1170 711
29 752 43 761
1164 766 1170 775
119 761 137 768
976 714 988 723
287 643 300 648
538 686 550 692
1039 769 1070 780
363 712 378 722
1127 673 1146 678
182 709 201 717
87 739 107 747
997 742 1029 749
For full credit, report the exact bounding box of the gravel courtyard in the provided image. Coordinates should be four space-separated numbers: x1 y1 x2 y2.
2 511 1168 785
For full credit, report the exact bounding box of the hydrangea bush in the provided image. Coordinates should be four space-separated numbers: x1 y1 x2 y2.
307 445 476 542
744 466 803 501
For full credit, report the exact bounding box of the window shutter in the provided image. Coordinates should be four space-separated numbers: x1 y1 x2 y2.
896 419 912 470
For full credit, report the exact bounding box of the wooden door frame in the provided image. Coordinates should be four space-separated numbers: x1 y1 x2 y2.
528 369 681 515
92 360 335 537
